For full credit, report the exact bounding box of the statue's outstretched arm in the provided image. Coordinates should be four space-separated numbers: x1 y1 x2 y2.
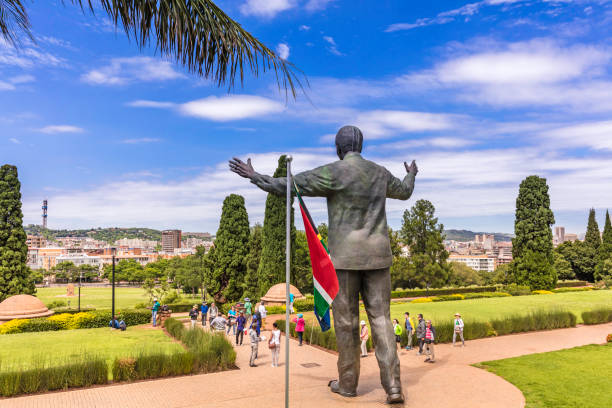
387 160 418 200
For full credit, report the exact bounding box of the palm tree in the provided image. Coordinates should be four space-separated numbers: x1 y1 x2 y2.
0 0 301 96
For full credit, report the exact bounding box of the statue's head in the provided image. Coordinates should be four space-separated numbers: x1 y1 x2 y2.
335 125 363 159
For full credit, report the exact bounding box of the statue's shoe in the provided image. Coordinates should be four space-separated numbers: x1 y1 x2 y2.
328 380 357 398
386 388 405 405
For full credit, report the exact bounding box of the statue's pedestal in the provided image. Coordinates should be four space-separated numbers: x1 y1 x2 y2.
159 310 172 327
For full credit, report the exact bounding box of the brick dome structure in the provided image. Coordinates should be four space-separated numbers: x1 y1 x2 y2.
260 283 305 306
0 294 54 324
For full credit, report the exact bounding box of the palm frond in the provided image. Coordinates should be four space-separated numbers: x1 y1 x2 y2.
0 0 32 46
76 0 304 98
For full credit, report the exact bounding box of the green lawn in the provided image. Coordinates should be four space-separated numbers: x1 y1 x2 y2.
477 344 612 408
387 290 612 325
35 286 201 310
0 325 183 372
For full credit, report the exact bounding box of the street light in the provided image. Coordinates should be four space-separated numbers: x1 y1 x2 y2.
78 269 83 312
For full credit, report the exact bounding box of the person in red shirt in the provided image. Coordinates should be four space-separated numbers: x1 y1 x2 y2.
292 313 306 346
360 320 369 357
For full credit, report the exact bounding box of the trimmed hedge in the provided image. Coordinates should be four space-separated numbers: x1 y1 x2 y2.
555 280 589 288
581 308 612 325
553 287 593 293
294 297 315 312
276 320 372 351
0 359 107 397
0 309 152 335
391 286 498 299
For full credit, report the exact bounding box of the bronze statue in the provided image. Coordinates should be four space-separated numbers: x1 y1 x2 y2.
229 125 417 404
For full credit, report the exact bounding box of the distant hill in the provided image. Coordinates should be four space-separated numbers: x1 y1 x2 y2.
24 226 212 244
443 229 514 242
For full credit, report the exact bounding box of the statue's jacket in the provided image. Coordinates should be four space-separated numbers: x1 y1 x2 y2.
250 152 415 271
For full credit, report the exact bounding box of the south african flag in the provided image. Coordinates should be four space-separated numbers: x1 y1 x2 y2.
293 181 339 332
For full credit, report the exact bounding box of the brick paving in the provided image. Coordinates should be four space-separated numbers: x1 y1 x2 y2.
2 322 610 408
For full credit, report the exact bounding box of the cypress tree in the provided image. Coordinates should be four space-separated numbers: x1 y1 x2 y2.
512 175 556 289
585 208 601 250
243 224 262 299
0 165 35 301
601 210 611 246
210 194 250 303
257 155 296 296
595 210 612 281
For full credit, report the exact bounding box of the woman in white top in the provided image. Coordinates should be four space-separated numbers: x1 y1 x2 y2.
453 313 465 347
270 322 281 367
258 301 267 328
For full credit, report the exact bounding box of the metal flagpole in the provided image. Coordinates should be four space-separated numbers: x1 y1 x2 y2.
285 155 293 408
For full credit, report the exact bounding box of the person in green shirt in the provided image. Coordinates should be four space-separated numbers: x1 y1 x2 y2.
244 297 253 323
393 319 403 351
151 298 161 327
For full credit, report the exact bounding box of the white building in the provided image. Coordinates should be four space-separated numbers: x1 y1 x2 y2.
55 253 102 269
449 254 495 272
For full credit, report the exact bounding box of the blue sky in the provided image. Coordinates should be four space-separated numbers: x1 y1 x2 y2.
2 0 612 235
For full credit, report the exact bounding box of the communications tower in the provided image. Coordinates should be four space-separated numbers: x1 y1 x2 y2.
42 199 48 229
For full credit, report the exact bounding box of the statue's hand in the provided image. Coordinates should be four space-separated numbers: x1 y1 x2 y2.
404 160 418 176
229 157 256 179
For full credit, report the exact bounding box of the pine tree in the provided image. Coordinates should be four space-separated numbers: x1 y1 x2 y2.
602 210 612 245
243 224 262 299
209 194 250 303
512 176 556 289
257 155 296 296
0 165 35 301
585 208 601 250
595 210 612 282
400 199 449 289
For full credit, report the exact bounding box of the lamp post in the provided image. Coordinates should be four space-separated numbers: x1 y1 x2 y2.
284 155 292 408
78 269 83 312
111 248 116 320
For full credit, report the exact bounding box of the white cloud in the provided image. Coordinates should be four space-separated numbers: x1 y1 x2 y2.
323 36 343 56
299 25 311 31
540 121 612 151
127 100 176 109
37 125 84 134
9 138 20 144
0 81 14 91
0 39 64 68
276 43 290 60
305 0 335 11
0 74 35 91
81 57 185 85
386 0 527 32
354 110 458 138
240 0 296 17
179 95 285 121
121 138 161 144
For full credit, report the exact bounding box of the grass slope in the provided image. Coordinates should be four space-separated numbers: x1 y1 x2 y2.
478 344 612 408
388 290 612 325
0 325 183 372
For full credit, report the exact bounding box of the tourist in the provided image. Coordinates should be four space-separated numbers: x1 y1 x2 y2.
109 315 120 330
404 312 414 350
119 319 127 331
209 302 218 326
249 322 261 367
151 297 160 327
424 320 436 363
289 292 295 313
258 301 267 328
270 322 281 367
200 302 209 327
393 319 403 351
244 297 253 323
236 311 247 346
453 313 465 347
416 313 426 355
227 306 237 335
360 320 369 357
211 314 228 332
293 313 305 346
253 309 262 336
189 305 199 329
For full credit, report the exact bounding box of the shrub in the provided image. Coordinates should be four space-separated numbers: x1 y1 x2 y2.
462 292 511 299
581 308 612 325
266 305 286 315
294 297 314 312
502 284 532 296
276 319 372 352
45 300 66 309
411 297 433 303
607 334 612 343
552 287 593 293
0 319 29 334
0 359 107 397
491 310 576 335
51 307 96 315
165 302 196 313
47 313 75 329
112 357 137 382
532 290 554 295
432 294 465 302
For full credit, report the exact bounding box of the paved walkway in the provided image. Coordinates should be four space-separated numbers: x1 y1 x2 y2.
3 322 610 408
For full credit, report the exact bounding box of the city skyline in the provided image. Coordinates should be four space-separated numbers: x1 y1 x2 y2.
2 1 612 233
